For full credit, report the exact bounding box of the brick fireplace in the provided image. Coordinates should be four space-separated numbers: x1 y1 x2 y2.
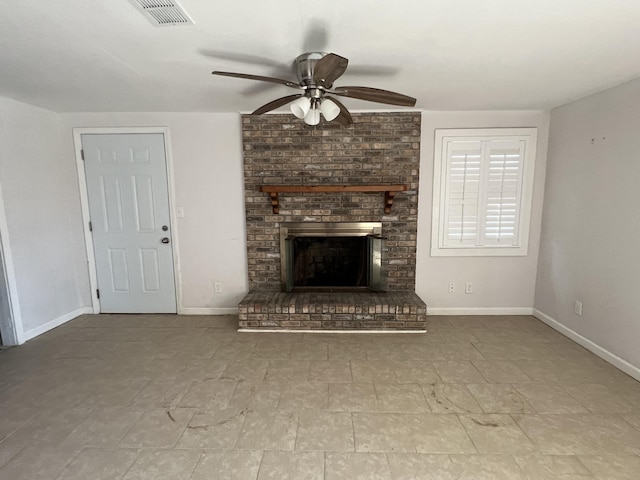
238 112 426 330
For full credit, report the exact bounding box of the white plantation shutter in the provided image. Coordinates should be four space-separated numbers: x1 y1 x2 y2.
432 129 536 256
443 141 482 246
481 140 524 246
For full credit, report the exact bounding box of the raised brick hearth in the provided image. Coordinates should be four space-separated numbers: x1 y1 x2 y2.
239 112 425 331
238 291 426 330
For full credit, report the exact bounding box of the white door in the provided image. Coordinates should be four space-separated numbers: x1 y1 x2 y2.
82 133 177 313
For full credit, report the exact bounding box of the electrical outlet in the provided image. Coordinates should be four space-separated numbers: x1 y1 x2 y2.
574 300 583 316
214 282 222 293
448 282 455 293
465 282 473 294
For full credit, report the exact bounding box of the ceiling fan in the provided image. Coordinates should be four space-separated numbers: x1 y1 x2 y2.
212 52 416 126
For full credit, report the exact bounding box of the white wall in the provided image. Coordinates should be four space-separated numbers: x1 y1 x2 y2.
534 78 640 376
60 113 248 313
0 97 91 342
1 105 550 341
416 111 550 314
53 109 553 320
65 111 549 316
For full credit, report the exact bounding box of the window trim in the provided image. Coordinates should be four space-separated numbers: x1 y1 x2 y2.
431 127 537 257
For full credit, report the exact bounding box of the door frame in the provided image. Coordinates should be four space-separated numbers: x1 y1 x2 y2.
73 127 183 314
0 180 22 345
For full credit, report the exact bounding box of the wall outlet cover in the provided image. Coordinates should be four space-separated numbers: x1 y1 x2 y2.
574 300 583 316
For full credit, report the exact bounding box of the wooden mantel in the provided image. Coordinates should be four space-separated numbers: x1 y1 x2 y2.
258 184 408 214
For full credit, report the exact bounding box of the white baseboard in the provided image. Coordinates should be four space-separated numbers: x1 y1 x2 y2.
22 307 93 342
533 308 640 382
427 307 534 316
179 307 238 315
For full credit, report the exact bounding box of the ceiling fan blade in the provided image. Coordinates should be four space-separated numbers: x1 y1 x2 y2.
333 86 416 107
313 53 348 89
344 65 400 76
212 71 300 89
251 95 302 115
325 96 353 126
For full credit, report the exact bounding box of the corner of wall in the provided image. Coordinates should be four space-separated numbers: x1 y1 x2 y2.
533 308 640 382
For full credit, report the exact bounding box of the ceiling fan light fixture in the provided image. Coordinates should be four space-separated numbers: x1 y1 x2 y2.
319 98 340 121
303 106 320 125
290 96 311 119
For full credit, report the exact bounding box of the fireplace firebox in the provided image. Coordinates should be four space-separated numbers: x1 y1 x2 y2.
280 222 383 292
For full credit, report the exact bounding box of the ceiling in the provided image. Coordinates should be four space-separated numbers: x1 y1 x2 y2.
2 0 640 113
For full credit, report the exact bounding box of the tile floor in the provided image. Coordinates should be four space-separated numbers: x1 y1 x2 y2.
0 314 639 479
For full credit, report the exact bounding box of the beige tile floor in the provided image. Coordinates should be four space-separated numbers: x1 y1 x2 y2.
0 314 639 479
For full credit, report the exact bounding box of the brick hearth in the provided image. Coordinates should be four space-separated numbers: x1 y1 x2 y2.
238 291 426 330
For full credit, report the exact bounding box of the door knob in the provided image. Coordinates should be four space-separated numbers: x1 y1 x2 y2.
161 237 170 244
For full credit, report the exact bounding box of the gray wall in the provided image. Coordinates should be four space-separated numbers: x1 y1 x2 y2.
535 78 640 375
417 111 549 314
0 97 91 342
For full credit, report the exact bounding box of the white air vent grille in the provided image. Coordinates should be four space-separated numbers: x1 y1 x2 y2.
130 0 194 26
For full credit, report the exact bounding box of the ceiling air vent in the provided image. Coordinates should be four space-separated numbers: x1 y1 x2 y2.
130 0 194 26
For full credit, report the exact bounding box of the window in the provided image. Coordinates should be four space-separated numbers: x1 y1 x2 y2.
431 128 537 256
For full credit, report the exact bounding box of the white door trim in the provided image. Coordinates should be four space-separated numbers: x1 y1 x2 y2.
0 180 24 344
73 127 183 314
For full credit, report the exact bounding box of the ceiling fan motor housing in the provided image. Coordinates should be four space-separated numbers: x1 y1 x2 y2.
295 52 328 88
